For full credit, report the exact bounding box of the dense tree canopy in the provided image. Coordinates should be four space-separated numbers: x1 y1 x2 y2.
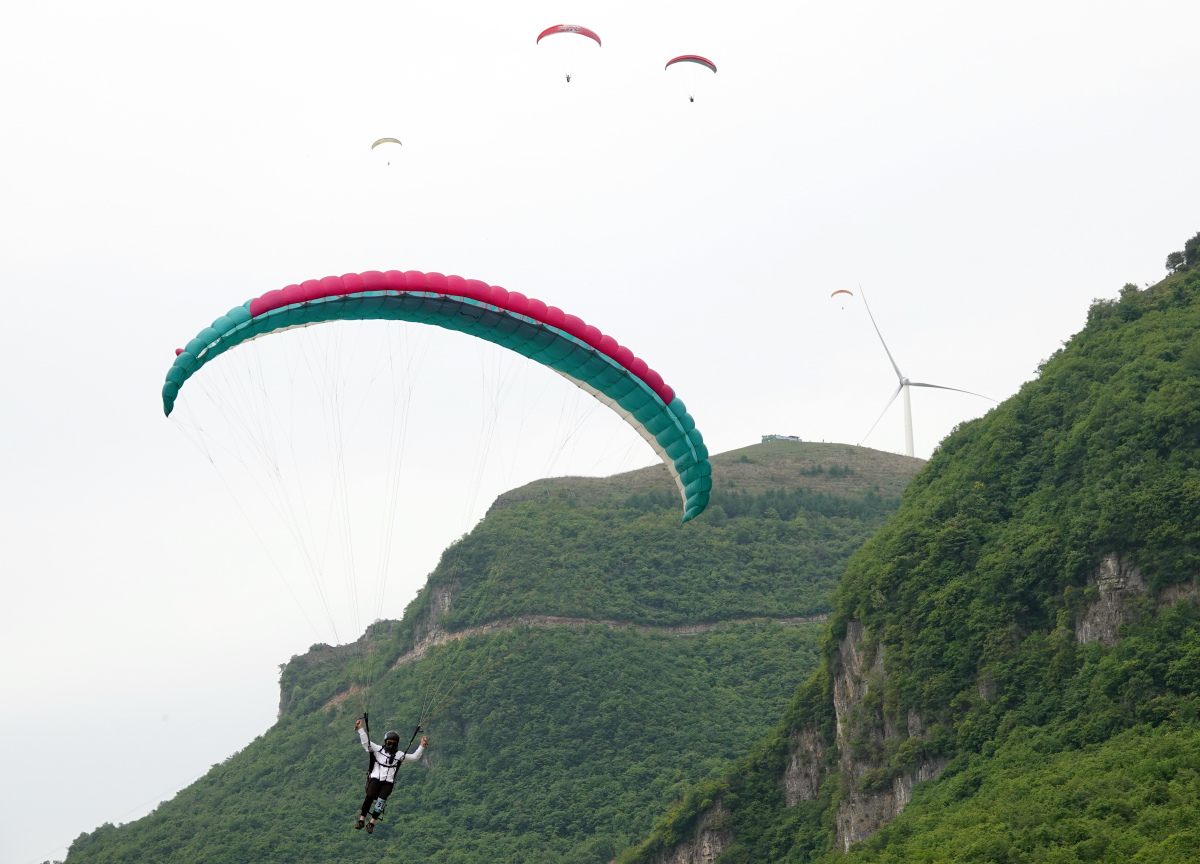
624 268 1200 863
62 446 908 864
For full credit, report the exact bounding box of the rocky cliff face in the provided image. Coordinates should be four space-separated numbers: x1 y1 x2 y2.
758 552 1200 855
648 804 731 864
781 728 826 807
832 621 945 851
395 584 455 664
1076 553 1148 646
278 620 400 717
1076 552 1199 646
649 619 948 861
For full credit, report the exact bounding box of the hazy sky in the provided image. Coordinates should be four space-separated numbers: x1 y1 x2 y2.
3 0 1198 860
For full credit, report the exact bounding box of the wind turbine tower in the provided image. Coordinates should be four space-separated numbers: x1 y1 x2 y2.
859 289 994 458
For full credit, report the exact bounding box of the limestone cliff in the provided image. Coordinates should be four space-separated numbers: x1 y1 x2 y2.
642 621 946 861
1076 553 1149 646
1077 552 1198 646
831 622 945 851
781 728 826 807
648 804 731 864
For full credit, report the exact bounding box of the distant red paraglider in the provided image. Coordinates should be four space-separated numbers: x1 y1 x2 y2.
664 55 717 102
537 25 601 83
664 55 717 74
536 25 601 47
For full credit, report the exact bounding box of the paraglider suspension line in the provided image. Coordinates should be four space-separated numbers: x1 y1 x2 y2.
362 712 373 776
391 725 423 779
405 725 422 753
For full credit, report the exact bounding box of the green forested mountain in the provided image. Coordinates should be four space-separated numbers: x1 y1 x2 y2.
63 442 920 864
624 272 1200 863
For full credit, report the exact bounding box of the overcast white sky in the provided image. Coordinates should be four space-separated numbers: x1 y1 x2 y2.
3 0 1198 860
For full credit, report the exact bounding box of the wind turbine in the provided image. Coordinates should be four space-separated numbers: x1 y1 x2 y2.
858 288 995 457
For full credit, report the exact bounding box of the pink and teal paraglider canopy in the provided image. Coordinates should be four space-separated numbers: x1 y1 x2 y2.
162 270 711 521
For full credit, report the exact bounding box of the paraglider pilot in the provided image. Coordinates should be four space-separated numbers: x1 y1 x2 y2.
354 718 427 833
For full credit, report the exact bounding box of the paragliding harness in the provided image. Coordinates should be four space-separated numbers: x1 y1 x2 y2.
361 714 421 820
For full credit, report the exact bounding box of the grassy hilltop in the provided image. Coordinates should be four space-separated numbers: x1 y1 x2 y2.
625 271 1200 863
63 441 921 864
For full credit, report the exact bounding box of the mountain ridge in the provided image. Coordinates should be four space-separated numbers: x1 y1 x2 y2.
489 442 922 514
62 441 922 864
623 271 1200 863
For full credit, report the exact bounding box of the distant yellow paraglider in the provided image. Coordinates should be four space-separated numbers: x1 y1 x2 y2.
371 138 402 166
831 289 853 310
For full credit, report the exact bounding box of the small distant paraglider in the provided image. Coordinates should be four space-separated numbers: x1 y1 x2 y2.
537 25 601 82
831 289 854 310
665 55 717 73
665 55 717 102
371 138 402 165
537 24 602 47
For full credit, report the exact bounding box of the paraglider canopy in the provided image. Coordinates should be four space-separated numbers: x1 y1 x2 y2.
371 138 402 149
665 55 717 74
536 24 601 46
831 289 853 298
161 270 712 522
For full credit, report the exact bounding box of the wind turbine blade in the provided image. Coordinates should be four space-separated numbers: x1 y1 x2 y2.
906 382 999 403
859 285 904 382
859 383 904 447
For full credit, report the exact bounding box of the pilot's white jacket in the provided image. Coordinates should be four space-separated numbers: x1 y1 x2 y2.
358 728 424 783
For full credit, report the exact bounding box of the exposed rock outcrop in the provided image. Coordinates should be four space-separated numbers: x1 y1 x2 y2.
321 683 365 712
1075 552 1200 646
397 585 456 665
1076 553 1148 646
782 727 827 806
833 622 945 852
653 621 949 858
628 553 1200 864
649 804 731 864
278 621 399 717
